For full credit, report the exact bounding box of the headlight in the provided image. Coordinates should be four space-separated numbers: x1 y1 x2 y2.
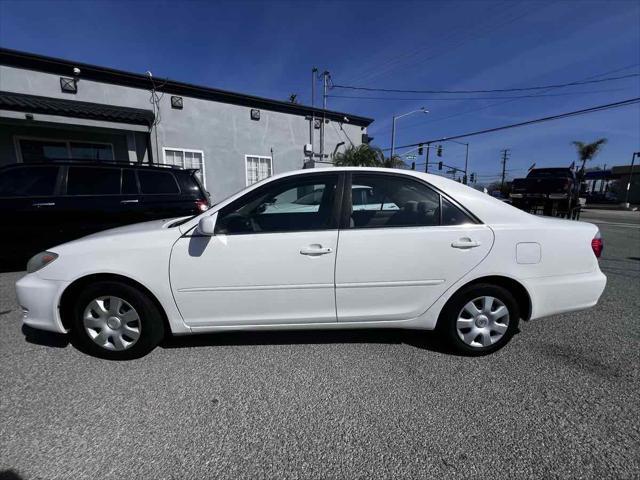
26 251 59 273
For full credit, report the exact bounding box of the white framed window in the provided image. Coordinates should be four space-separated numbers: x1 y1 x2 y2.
245 155 272 186
163 147 206 186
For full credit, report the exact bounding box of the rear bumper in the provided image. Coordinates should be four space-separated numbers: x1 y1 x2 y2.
15 273 69 334
525 270 607 320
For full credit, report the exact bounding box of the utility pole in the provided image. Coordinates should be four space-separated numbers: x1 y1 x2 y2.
464 143 469 184
500 149 510 189
319 70 329 160
310 67 317 160
624 152 639 208
424 142 431 173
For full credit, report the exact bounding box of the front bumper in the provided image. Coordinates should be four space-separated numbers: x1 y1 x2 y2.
15 274 70 334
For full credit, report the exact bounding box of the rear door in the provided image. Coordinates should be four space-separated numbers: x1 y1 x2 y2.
57 166 141 240
335 172 494 322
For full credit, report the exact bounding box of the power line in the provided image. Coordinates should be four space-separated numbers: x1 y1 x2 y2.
327 87 628 101
396 63 640 130
330 73 639 95
341 0 528 85
383 97 640 151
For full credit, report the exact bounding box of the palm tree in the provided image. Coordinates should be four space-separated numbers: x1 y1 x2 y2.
333 144 406 169
381 154 406 168
572 138 607 176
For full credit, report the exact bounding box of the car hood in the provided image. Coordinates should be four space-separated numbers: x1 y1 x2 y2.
38 218 185 281
47 218 184 257
80 218 182 240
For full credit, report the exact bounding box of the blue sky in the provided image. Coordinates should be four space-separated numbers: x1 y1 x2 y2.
1 0 639 183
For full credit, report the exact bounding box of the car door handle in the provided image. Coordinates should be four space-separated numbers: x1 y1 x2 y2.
451 238 481 249
120 199 139 204
300 245 333 256
32 202 55 207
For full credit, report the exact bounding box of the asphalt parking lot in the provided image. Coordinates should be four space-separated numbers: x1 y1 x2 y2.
1 209 638 480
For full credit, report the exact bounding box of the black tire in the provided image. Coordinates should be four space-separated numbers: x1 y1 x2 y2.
437 283 520 356
69 281 165 360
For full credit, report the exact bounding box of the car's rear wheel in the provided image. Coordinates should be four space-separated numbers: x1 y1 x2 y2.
438 284 519 355
70 281 165 360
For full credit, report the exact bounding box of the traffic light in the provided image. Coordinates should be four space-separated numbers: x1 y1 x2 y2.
411 162 416 170
438 161 443 170
463 175 468 185
470 173 475 183
437 145 443 157
418 144 423 155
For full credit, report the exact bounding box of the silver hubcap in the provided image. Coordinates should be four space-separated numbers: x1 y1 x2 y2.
456 296 510 348
83 296 141 351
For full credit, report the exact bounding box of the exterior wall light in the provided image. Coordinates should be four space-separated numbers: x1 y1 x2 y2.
171 96 183 109
60 77 78 94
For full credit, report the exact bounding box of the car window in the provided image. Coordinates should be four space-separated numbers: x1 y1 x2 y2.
351 184 398 210
441 197 474 225
0 166 58 197
175 172 201 195
215 175 338 234
67 167 120 195
292 187 325 206
350 174 439 228
138 170 180 194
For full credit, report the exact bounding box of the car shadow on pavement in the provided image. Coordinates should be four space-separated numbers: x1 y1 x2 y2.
0 259 26 274
161 328 459 355
0 469 24 480
21 325 69 349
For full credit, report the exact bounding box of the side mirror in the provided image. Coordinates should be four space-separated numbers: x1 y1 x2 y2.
197 213 218 236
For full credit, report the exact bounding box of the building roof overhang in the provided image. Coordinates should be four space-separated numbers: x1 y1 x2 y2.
0 48 374 128
0 90 155 126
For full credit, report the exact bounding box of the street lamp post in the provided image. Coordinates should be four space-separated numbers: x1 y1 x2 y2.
624 151 639 208
390 108 428 159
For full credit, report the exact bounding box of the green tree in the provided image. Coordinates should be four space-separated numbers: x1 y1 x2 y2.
333 144 406 169
381 154 406 169
572 138 607 176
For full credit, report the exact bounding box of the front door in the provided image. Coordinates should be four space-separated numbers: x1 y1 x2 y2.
335 173 494 322
170 173 342 327
0 164 63 260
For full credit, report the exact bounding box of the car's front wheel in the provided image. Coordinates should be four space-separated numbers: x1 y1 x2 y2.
438 283 520 355
70 281 165 360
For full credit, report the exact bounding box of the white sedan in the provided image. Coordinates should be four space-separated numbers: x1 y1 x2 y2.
16 167 606 359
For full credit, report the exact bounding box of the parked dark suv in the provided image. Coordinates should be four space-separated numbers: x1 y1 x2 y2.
0 161 210 265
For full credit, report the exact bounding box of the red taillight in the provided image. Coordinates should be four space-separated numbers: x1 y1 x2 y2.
591 232 603 258
195 199 209 212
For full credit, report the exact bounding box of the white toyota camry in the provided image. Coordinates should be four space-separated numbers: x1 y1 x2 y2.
16 167 606 359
